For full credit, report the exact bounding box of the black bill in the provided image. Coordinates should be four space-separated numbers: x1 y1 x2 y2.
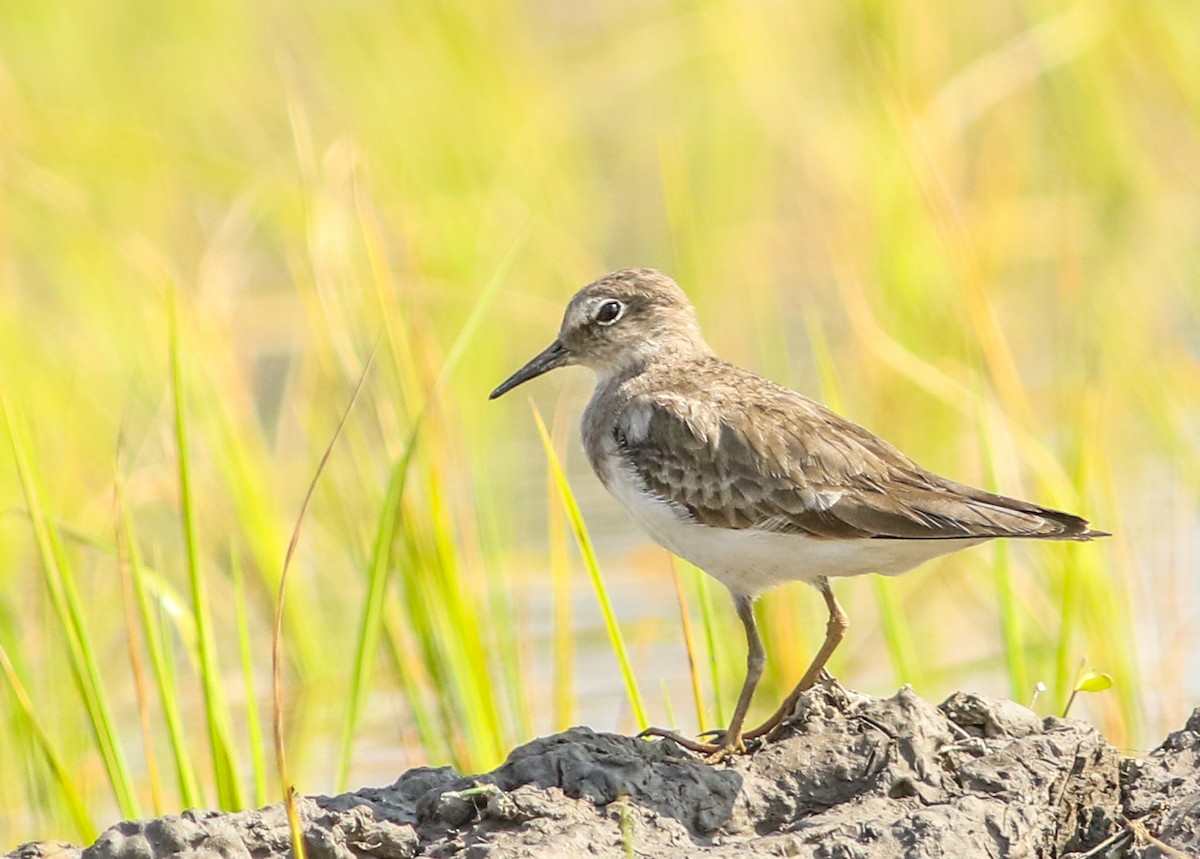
489 339 570 400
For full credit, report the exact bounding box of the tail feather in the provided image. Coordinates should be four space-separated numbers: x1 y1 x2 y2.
939 479 1108 541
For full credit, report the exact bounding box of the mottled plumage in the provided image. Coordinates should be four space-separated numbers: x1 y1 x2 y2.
491 268 1106 761
586 355 1094 542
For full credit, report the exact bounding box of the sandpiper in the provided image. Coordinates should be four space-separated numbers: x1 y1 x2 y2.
490 268 1106 762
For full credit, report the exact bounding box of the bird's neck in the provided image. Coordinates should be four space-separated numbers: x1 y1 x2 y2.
600 329 713 382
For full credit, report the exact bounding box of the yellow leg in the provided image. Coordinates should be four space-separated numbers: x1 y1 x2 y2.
641 593 764 762
743 577 847 741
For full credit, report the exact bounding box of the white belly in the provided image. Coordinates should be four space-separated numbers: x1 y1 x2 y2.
602 457 986 597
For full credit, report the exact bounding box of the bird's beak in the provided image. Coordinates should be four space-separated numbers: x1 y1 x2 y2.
489 339 570 400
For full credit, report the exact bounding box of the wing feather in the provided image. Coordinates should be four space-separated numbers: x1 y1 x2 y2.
614 381 1100 542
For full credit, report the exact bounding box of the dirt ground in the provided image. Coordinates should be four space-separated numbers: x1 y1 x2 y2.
9 683 1198 858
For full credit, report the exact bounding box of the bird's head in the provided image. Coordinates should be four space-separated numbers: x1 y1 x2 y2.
489 268 708 399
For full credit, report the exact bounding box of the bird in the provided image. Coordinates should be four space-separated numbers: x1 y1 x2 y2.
489 268 1107 762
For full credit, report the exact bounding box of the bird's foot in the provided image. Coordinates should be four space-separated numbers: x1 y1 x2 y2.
638 726 750 763
741 714 786 743
742 671 845 743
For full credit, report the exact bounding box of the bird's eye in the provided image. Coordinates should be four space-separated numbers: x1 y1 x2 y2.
595 300 624 325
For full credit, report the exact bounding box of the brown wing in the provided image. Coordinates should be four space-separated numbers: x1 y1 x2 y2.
615 387 1102 541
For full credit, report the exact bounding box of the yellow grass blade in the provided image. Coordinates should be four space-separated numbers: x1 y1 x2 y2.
531 405 648 731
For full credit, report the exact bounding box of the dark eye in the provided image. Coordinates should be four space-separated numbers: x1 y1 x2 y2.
595 300 624 325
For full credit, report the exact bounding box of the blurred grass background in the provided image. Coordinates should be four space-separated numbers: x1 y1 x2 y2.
1 0 1198 845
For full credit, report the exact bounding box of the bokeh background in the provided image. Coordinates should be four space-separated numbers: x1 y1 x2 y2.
1 0 1198 845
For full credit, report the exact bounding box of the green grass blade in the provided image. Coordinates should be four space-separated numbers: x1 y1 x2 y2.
975 400 1030 701
549 470 576 732
0 644 97 842
422 462 507 762
487 530 536 743
337 455 409 790
337 239 524 786
115 487 166 815
1053 555 1080 715
531 405 648 731
232 553 269 807
990 541 1026 701
169 295 244 810
116 475 203 808
869 577 920 685
1 392 140 819
381 602 447 761
691 564 724 727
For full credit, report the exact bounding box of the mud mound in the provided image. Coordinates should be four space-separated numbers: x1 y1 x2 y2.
9 685 1198 858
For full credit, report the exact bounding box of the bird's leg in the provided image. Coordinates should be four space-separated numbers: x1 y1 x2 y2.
705 593 765 760
743 578 847 742
640 593 765 762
